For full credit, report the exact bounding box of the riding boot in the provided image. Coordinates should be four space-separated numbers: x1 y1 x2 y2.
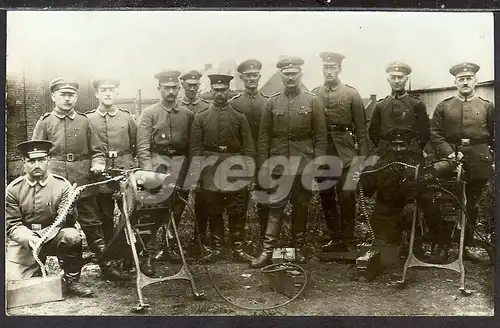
250 208 281 268
203 222 224 263
291 200 308 264
96 243 131 281
293 231 307 264
58 246 94 297
229 215 254 263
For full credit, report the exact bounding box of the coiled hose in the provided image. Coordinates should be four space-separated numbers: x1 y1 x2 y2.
176 192 308 311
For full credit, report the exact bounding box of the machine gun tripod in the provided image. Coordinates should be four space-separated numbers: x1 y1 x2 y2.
99 168 205 312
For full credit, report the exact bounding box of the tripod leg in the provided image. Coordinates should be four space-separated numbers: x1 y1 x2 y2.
169 201 205 299
121 193 151 311
458 181 472 296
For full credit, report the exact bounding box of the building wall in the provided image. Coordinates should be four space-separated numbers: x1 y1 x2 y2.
409 82 494 117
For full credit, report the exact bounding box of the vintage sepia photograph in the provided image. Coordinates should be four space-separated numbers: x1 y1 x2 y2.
5 10 495 316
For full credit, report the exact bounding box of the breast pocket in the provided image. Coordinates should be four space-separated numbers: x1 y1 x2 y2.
296 107 312 130
271 110 287 133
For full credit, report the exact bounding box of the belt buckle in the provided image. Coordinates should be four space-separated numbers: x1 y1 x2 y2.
108 151 118 158
461 138 471 146
66 153 74 162
167 148 176 154
218 145 228 152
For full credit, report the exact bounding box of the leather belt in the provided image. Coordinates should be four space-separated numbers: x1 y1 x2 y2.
274 133 312 141
151 145 187 156
107 150 132 158
328 124 353 132
52 153 89 162
204 145 242 153
445 138 489 146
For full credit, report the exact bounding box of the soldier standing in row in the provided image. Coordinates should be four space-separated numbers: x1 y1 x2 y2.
136 70 194 275
229 59 270 252
86 78 137 280
312 52 369 253
250 56 327 268
6 140 93 297
365 62 430 247
430 62 494 262
32 78 109 275
190 73 255 263
179 70 219 256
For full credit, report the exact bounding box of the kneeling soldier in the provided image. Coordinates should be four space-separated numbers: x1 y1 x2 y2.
6 140 93 297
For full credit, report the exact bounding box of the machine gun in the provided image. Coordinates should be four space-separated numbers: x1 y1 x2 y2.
93 168 205 312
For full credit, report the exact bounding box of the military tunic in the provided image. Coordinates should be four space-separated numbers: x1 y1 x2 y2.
86 106 138 171
136 100 193 174
257 89 327 175
6 173 81 279
136 100 193 255
190 103 256 192
312 82 368 166
31 108 106 198
430 95 494 180
369 93 430 155
229 90 269 144
180 95 210 115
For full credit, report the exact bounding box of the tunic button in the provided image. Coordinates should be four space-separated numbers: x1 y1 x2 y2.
161 134 166 139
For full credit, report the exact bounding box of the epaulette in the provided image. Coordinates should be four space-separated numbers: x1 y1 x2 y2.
85 109 96 115
345 84 357 90
269 92 281 98
229 93 242 102
441 96 454 102
118 107 132 115
228 103 244 115
305 90 316 96
39 112 51 121
311 86 320 94
200 98 210 104
260 92 270 98
76 111 87 117
478 96 491 103
377 96 389 102
10 175 24 186
52 173 69 182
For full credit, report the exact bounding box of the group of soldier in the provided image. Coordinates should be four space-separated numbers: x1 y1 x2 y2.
6 51 494 299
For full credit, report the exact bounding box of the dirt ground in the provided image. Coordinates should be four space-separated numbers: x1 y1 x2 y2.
7 252 494 316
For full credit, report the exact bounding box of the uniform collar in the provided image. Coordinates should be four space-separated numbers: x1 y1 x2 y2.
159 100 179 112
213 102 230 110
455 93 477 102
283 87 301 97
324 79 341 91
390 91 408 100
96 105 118 117
181 96 200 105
244 88 259 98
53 107 76 120
26 173 50 187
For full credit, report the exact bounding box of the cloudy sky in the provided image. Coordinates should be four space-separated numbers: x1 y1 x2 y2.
7 10 494 99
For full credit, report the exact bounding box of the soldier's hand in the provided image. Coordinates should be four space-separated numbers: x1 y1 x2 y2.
28 235 42 250
447 151 464 161
90 163 105 174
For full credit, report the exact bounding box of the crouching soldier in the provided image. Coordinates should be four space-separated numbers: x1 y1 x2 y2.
6 140 93 297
